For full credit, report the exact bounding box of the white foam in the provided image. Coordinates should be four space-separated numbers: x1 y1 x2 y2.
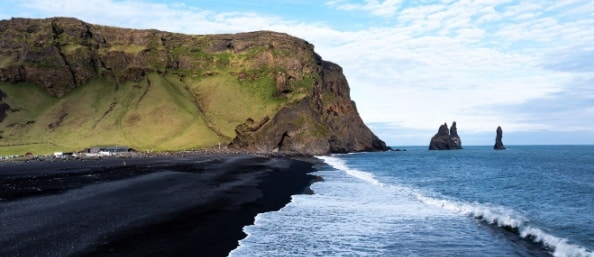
317 155 384 187
231 154 594 257
322 155 594 257
230 159 459 256
230 170 401 256
416 194 594 257
414 193 525 228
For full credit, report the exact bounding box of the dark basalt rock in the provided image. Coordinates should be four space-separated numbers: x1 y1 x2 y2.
429 121 463 150
494 126 506 150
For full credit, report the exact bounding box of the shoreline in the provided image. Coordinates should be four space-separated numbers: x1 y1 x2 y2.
0 153 320 257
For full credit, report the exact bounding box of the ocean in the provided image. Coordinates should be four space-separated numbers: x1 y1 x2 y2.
229 146 594 257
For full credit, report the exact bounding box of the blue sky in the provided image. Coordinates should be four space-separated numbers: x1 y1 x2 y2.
2 0 594 146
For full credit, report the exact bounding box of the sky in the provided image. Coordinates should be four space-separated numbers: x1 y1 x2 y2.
2 0 594 146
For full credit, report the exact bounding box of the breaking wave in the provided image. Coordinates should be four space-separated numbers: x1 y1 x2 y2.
322 155 594 257
317 155 385 187
416 194 594 257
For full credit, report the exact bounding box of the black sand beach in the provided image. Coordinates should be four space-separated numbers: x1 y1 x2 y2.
0 153 318 257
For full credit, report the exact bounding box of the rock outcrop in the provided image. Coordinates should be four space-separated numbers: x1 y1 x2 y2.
428 122 462 150
494 126 506 150
228 61 388 154
0 17 389 155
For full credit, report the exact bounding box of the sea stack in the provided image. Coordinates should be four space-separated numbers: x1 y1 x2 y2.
494 126 506 150
428 121 463 150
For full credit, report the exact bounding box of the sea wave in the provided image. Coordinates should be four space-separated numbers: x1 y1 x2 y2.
321 155 594 257
416 194 594 257
317 155 385 187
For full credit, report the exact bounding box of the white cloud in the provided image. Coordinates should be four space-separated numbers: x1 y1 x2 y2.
3 0 594 145
313 0 594 138
325 0 404 17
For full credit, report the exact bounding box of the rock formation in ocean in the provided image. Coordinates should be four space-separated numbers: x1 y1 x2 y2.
0 17 389 155
428 121 463 150
494 126 506 150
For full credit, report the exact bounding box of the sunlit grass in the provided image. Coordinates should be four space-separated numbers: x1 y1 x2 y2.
0 27 322 155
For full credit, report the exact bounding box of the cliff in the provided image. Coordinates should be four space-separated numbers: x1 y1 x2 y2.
0 17 388 155
428 122 462 150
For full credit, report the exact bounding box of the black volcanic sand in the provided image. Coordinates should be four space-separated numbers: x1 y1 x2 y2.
0 154 319 257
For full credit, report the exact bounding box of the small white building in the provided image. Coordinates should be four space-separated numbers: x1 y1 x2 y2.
83 146 133 157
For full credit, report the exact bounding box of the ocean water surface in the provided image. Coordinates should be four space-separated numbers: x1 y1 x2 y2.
230 146 594 257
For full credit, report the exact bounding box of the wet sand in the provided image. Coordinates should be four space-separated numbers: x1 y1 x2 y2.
0 153 318 257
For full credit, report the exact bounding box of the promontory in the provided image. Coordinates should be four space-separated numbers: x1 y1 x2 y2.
0 17 389 155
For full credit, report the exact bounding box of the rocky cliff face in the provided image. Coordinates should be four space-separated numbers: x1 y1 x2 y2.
429 122 462 150
0 17 388 155
228 61 387 153
494 126 506 150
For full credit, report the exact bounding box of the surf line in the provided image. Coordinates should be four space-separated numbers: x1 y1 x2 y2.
317 155 385 187
416 194 594 257
318 155 594 257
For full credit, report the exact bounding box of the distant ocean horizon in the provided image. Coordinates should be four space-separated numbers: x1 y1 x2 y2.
231 145 594 257
390 144 594 147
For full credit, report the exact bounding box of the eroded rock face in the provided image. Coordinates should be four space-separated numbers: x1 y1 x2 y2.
429 122 463 150
228 62 390 155
494 126 506 150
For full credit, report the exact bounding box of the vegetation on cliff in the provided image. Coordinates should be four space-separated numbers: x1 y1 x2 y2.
0 17 388 155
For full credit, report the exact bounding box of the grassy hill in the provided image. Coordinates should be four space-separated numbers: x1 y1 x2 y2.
0 17 388 155
0 66 309 155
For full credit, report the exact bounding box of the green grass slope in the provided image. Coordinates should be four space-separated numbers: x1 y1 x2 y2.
0 69 301 155
0 18 321 155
